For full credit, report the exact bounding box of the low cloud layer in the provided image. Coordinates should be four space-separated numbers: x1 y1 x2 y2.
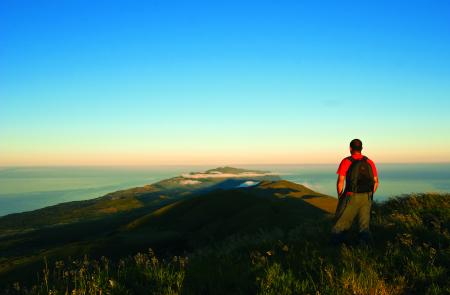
238 181 260 188
182 172 277 179
179 179 202 185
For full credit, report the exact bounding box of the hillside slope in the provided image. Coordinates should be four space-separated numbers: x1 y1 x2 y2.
0 168 316 284
0 167 280 236
110 180 336 253
4 193 450 294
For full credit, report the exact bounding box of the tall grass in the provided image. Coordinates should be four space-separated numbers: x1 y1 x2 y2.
6 250 186 295
5 193 450 294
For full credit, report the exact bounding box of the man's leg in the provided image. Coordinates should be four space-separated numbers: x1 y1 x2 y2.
331 195 359 244
357 192 373 245
334 195 347 221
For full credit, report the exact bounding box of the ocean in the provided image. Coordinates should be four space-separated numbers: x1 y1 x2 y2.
1 164 449 217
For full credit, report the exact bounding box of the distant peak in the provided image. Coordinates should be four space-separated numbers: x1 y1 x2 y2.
205 166 270 174
182 167 275 179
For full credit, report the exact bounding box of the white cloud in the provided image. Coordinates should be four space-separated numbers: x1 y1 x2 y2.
238 181 260 188
179 179 202 185
181 172 277 179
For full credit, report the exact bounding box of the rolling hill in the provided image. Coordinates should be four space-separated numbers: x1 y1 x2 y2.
0 167 280 236
3 167 448 294
0 167 336 287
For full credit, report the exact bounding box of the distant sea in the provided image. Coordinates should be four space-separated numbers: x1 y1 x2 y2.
1 164 449 217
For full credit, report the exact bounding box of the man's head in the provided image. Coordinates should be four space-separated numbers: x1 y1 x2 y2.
350 139 363 154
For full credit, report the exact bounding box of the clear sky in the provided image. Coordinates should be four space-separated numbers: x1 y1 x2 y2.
1 0 450 166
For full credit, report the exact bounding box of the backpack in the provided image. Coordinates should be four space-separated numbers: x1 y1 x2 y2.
345 156 375 193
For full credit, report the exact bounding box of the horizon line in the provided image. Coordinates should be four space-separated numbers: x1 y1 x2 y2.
1 161 450 168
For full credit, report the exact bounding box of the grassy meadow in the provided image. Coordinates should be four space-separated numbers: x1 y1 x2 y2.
3 193 449 294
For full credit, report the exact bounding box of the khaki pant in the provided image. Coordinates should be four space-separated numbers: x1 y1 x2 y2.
332 192 372 234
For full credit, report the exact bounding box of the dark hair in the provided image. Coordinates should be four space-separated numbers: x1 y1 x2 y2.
350 139 363 151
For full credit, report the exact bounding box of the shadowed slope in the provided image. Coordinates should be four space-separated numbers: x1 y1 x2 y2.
0 169 337 286
0 167 280 237
115 180 337 253
3 193 450 294
246 180 337 214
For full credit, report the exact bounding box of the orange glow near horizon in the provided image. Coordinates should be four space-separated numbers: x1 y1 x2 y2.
2 147 449 167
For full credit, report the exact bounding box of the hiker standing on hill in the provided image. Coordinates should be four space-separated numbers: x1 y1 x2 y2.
332 139 379 245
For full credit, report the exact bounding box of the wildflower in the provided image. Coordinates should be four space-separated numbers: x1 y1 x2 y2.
397 233 413 246
266 250 273 256
430 247 437 259
109 279 115 288
179 257 187 268
281 245 289 252
324 266 334 283
119 259 126 268
430 247 436 264
151 256 158 267
101 256 109 266
55 260 64 269
135 253 145 265
83 255 90 267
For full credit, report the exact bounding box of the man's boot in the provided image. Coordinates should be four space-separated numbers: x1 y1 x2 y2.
330 231 347 246
358 231 373 247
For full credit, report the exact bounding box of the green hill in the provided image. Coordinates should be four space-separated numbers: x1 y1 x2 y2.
3 193 450 294
0 167 279 237
113 180 336 253
6 168 448 294
0 168 315 286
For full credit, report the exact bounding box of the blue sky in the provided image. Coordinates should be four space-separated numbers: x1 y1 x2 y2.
1 0 450 165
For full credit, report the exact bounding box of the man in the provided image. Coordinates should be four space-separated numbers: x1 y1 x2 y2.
332 139 379 245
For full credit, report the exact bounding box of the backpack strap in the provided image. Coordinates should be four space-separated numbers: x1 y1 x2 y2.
347 156 368 162
344 156 355 194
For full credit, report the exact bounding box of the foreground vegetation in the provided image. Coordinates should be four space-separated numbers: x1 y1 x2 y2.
4 193 450 294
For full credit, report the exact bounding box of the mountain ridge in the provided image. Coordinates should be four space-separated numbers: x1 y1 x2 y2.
0 167 337 286
0 167 281 234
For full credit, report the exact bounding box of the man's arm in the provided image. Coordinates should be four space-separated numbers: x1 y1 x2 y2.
367 159 379 193
337 175 345 197
373 176 379 193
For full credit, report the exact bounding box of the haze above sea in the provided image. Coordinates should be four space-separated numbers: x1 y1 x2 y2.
0 163 449 217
